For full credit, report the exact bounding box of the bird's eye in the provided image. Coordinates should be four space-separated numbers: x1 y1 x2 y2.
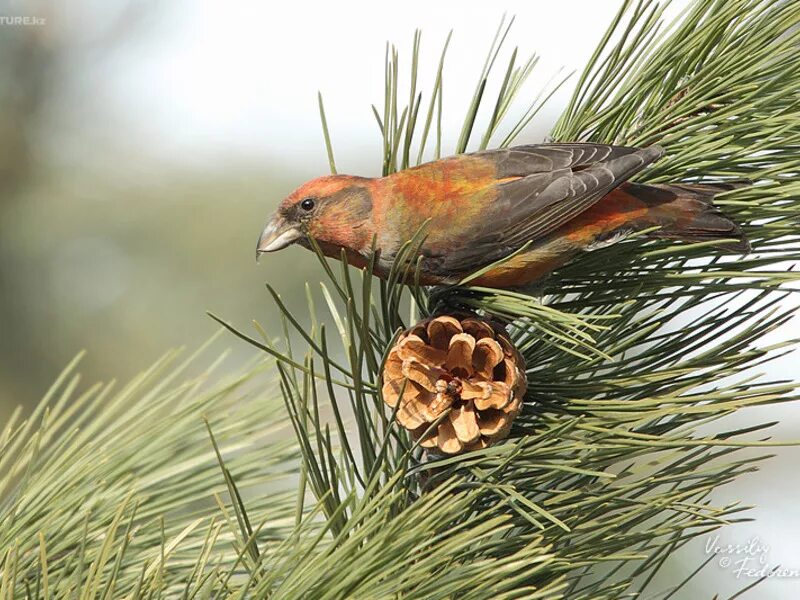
300 198 315 211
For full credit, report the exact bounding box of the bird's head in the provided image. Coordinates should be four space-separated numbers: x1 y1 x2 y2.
256 175 373 258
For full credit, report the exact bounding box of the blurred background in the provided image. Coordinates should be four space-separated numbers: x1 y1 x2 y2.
0 0 797 597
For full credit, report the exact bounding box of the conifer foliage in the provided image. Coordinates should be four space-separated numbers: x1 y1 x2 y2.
2 1 799 598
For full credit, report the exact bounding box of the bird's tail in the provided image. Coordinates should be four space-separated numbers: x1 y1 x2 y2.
624 182 751 253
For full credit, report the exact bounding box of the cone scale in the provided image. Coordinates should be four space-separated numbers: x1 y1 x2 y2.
382 314 527 455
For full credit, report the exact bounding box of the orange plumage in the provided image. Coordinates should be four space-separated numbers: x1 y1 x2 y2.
257 143 748 289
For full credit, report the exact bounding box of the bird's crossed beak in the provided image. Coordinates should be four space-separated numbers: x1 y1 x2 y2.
256 217 302 260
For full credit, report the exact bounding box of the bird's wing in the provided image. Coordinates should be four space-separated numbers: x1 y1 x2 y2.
422 143 664 277
471 142 647 177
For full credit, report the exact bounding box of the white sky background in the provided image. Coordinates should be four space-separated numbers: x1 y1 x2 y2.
51 0 692 176
32 0 800 597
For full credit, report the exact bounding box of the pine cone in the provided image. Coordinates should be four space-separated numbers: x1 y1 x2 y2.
381 314 526 455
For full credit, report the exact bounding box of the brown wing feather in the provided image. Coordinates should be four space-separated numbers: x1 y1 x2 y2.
470 142 645 177
421 143 664 278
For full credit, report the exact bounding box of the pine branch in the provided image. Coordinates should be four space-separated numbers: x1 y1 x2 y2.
0 344 301 597
1 1 799 598
245 1 800 597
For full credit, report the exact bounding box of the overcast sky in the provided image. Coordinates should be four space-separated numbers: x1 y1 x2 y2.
51 0 693 176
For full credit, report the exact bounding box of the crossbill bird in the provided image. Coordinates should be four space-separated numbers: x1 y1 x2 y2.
257 143 748 289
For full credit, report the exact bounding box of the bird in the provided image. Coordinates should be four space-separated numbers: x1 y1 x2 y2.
256 143 748 289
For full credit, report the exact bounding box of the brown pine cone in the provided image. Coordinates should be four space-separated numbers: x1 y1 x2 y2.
381 314 526 455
